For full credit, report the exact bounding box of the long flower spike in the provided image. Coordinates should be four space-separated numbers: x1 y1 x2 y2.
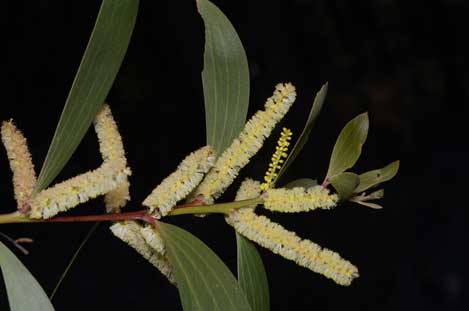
263 186 338 213
1 120 37 210
192 83 296 204
226 209 358 286
30 162 131 219
142 145 215 217
110 221 174 283
94 104 130 212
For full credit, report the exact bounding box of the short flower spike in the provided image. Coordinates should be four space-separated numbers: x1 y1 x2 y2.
235 178 262 205
263 186 338 213
1 120 37 210
261 127 292 191
142 146 215 217
110 221 174 283
192 83 296 204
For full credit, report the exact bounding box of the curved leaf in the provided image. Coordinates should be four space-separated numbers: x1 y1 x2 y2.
275 83 328 184
236 233 269 311
0 241 55 311
35 0 139 192
329 172 359 201
284 178 318 189
198 0 250 154
325 113 369 180
355 161 400 193
158 222 252 311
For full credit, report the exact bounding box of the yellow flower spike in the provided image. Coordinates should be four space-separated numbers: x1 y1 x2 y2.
1 120 37 209
142 146 215 217
260 127 292 191
110 221 175 283
94 104 130 212
192 83 296 204
263 186 338 213
226 209 358 286
29 162 131 219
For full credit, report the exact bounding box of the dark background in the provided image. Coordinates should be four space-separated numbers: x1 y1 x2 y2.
2 0 468 310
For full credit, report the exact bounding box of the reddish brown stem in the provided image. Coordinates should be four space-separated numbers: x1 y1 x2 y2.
43 210 153 224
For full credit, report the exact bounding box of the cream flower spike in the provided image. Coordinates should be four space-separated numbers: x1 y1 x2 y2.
1 120 37 210
142 145 215 217
94 104 130 212
110 221 174 283
226 209 358 286
192 83 296 204
263 186 338 212
30 162 131 219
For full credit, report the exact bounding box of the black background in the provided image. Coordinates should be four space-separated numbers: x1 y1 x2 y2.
2 0 469 310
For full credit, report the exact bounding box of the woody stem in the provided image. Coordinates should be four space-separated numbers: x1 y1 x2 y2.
0 198 263 225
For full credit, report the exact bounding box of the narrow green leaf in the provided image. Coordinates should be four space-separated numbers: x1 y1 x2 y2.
284 178 318 189
275 83 328 184
0 241 55 311
329 172 359 201
325 113 369 180
158 222 252 311
198 0 250 154
236 233 269 311
35 0 139 192
355 161 400 193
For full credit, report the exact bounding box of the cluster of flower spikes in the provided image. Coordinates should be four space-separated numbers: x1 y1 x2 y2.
1 105 176 280
1 83 359 286
115 82 356 286
112 145 216 280
226 179 358 286
217 119 357 286
113 83 302 283
1 104 131 219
